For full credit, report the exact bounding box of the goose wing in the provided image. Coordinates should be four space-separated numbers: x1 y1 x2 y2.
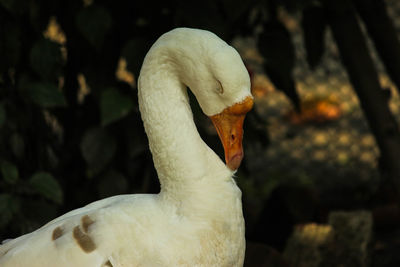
0 195 135 267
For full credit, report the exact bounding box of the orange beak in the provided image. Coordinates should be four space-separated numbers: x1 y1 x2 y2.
209 96 254 170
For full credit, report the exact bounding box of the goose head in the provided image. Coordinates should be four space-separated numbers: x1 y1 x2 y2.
172 29 254 170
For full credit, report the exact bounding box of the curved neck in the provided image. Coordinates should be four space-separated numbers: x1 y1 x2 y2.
138 52 231 195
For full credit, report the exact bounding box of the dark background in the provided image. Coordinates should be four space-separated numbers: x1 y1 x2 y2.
1 0 400 266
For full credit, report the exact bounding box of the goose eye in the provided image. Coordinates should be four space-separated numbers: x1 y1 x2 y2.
216 80 224 94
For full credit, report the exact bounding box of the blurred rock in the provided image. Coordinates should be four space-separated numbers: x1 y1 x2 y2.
323 210 373 267
284 223 334 267
284 210 373 267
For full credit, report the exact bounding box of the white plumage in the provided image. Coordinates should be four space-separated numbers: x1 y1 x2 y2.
0 28 253 266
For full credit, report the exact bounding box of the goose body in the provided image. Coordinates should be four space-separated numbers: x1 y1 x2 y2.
0 28 253 266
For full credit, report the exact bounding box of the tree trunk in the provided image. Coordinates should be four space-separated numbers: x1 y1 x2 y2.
353 0 400 95
322 0 400 200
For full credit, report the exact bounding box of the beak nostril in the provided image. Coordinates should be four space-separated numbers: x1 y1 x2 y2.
231 134 235 141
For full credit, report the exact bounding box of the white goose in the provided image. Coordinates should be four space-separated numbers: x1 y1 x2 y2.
0 28 253 267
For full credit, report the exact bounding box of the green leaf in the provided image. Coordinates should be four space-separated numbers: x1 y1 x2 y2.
0 0 18 14
29 172 63 204
76 4 112 51
121 38 150 77
98 170 128 198
0 0 27 15
30 38 63 81
220 0 253 22
29 82 66 108
0 0 14 11
0 193 20 227
100 88 133 126
0 21 21 71
1 161 18 184
80 127 116 175
22 199 58 226
10 132 25 159
175 1 226 38
0 103 5 127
